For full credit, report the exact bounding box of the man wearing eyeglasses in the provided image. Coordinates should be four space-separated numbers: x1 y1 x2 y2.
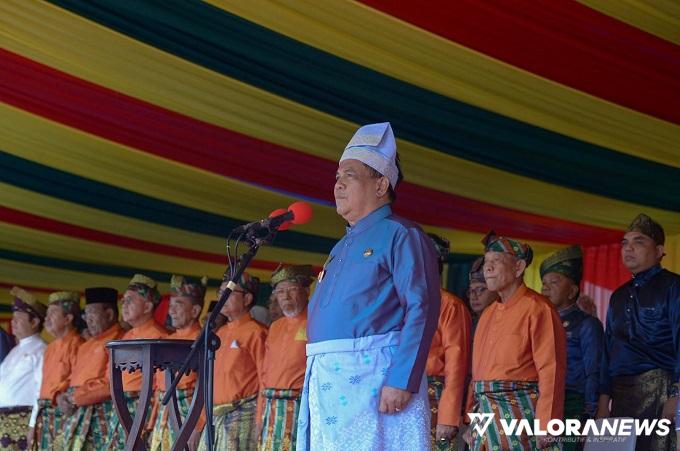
258 264 315 451
56 287 123 450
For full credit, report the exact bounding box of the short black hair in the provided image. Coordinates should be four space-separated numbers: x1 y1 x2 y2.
364 153 403 202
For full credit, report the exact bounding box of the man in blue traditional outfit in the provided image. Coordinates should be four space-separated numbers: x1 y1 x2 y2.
597 214 679 451
541 245 603 451
296 122 441 451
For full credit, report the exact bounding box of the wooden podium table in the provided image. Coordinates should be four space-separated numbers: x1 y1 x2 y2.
107 339 205 451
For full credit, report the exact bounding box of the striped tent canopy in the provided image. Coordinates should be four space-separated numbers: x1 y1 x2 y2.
1 0 679 319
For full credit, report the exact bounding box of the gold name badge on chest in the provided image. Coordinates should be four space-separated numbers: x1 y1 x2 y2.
363 248 373 257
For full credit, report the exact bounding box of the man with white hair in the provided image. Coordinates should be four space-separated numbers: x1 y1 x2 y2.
258 264 315 450
467 231 566 450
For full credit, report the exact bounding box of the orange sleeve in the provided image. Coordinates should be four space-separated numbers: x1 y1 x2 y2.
530 304 567 428
73 378 111 406
196 412 206 432
257 331 272 426
145 395 159 433
72 325 130 407
464 381 474 424
52 340 82 403
436 299 472 426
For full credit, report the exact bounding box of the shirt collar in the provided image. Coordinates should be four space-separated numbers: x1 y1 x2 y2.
227 312 252 329
129 317 161 337
174 321 201 338
18 333 41 346
632 264 662 288
558 303 580 318
346 204 391 235
283 309 307 323
97 323 122 340
139 317 158 331
56 328 78 342
495 282 527 310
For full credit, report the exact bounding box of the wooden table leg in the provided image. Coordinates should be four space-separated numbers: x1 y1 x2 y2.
110 349 133 437
126 346 154 451
170 356 205 451
165 369 186 450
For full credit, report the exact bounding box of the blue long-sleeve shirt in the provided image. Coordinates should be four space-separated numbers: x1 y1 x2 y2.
307 204 441 392
560 304 603 414
600 264 680 395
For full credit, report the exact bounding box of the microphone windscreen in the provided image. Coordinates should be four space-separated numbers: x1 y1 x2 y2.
288 201 313 225
269 208 288 217
268 208 292 230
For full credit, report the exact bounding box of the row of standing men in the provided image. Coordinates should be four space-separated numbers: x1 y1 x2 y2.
0 213 677 451
0 267 308 451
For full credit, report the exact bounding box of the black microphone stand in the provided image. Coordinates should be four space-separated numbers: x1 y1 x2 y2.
162 225 278 451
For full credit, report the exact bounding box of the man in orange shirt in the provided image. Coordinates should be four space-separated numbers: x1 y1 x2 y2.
34 291 84 450
197 272 267 451
466 232 566 451
109 274 167 448
258 265 315 451
426 234 471 451
150 275 206 451
541 246 603 451
56 287 122 450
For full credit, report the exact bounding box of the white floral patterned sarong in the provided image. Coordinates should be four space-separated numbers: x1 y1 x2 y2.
296 332 431 451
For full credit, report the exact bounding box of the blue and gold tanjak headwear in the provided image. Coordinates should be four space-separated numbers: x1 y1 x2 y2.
482 230 533 266
539 245 583 284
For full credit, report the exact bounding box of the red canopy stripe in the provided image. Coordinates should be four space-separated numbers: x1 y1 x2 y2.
0 206 284 271
0 49 624 245
360 0 680 124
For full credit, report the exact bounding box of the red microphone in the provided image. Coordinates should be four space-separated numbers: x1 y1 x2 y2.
268 201 313 231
